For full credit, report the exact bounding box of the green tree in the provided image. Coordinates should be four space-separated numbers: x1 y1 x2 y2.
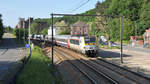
138 2 150 35
55 20 70 35
13 28 28 40
30 22 38 34
0 14 4 40
4 26 13 33
40 27 49 35
108 17 134 41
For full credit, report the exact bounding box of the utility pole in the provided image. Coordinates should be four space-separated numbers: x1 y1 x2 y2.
51 13 54 66
23 21 25 43
120 16 123 63
28 17 31 55
28 17 31 45
19 28 20 42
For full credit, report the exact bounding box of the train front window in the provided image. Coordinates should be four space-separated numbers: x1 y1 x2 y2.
85 37 96 43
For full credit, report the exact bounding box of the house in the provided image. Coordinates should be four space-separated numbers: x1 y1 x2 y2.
16 18 25 29
48 25 58 36
143 29 150 45
130 36 144 46
71 21 89 36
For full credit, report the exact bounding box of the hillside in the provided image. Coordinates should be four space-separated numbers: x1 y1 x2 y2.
31 0 150 41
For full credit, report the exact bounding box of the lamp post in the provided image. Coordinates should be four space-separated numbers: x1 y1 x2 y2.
28 17 31 55
23 21 25 42
28 18 31 45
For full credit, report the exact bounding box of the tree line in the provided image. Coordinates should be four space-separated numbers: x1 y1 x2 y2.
0 14 4 40
29 0 150 42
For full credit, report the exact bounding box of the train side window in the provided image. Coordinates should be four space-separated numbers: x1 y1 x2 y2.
76 40 79 45
70 39 79 45
75 40 79 45
70 39 74 44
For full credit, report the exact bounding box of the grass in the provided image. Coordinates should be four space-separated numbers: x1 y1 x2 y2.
16 46 62 84
114 40 130 44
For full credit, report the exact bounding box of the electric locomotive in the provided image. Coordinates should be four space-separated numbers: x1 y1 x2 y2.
55 35 98 56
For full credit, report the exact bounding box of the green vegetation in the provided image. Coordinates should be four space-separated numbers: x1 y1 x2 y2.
13 28 28 40
0 14 4 40
30 0 150 42
16 46 62 84
40 26 49 35
30 18 60 35
4 26 13 33
30 22 38 34
55 20 70 35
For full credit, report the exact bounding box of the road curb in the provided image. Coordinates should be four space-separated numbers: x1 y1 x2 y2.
0 51 31 84
11 51 31 84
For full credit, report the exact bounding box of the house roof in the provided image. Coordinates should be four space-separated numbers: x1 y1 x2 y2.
72 21 89 27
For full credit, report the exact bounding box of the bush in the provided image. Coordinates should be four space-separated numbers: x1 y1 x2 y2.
13 28 28 40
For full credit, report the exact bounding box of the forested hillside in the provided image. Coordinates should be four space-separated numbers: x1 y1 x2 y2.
31 0 150 41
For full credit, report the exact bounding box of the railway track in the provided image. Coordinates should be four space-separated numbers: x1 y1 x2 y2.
56 46 150 84
34 40 150 84
54 49 97 84
54 47 118 84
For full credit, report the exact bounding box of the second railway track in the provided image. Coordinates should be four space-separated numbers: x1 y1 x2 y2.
54 47 118 84
55 46 150 84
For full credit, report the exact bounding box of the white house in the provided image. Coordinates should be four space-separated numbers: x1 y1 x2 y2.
48 26 58 36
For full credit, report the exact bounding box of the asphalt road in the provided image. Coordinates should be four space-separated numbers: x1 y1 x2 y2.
0 33 21 80
123 44 150 54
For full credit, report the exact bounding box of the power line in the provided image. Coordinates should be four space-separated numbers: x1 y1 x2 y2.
71 0 90 12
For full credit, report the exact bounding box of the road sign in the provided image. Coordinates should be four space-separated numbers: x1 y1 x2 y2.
26 44 30 48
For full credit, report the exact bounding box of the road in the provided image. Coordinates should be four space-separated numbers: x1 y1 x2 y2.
0 33 24 81
123 44 150 54
98 47 150 78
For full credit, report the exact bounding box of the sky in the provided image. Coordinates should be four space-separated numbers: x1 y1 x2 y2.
0 0 103 27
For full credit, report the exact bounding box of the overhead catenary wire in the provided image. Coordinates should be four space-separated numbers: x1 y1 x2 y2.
71 0 90 12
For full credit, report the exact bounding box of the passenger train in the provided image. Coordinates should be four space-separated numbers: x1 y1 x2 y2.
31 34 98 56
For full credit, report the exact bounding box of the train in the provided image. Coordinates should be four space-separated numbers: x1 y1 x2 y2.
31 34 98 56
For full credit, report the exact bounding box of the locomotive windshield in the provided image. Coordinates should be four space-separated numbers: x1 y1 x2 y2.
84 37 96 43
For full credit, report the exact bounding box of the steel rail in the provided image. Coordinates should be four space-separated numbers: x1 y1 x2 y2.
53 50 84 84
54 48 98 84
58 47 150 84
97 58 150 83
56 47 118 84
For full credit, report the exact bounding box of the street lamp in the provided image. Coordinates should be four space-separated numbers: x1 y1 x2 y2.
28 17 31 45
23 21 25 43
28 17 31 55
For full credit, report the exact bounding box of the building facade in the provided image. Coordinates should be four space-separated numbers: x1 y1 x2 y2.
71 21 89 36
143 29 150 45
48 25 58 36
16 17 33 29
